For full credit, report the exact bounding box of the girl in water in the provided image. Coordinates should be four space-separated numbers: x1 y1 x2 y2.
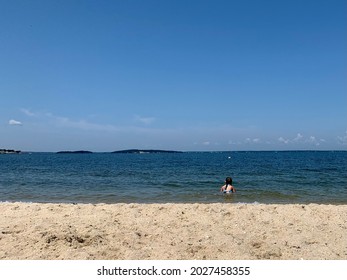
220 177 236 193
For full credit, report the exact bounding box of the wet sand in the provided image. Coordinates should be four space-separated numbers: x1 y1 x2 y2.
0 202 346 260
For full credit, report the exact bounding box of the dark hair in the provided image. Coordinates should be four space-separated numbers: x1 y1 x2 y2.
225 177 232 185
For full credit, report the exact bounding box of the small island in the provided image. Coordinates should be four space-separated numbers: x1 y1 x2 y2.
56 151 93 154
0 149 21 154
112 149 183 154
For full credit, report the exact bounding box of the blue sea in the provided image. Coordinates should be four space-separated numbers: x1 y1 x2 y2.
0 151 346 204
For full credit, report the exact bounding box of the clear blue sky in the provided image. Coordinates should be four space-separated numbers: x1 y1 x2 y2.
1 0 346 151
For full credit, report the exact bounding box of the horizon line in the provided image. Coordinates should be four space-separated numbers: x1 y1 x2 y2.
8 149 347 153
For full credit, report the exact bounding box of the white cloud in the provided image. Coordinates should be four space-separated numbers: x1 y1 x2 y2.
134 115 155 125
9 119 22 126
278 137 289 144
244 138 261 144
337 130 347 145
54 116 119 132
21 108 36 117
202 141 210 146
17 109 161 134
228 140 242 145
293 133 303 142
19 109 119 132
278 134 326 147
307 136 319 146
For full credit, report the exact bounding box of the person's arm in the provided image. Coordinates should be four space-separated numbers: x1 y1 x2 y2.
220 185 225 192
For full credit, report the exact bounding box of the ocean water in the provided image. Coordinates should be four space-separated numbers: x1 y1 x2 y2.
0 151 346 204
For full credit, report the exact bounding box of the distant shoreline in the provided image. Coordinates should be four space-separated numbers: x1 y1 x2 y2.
111 149 183 154
56 150 93 154
0 149 21 154
56 149 183 154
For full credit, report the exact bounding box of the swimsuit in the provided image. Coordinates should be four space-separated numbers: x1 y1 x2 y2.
223 184 233 193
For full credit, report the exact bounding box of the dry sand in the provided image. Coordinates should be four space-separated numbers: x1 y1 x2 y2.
0 202 346 260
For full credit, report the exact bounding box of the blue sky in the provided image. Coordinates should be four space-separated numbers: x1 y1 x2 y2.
1 0 346 151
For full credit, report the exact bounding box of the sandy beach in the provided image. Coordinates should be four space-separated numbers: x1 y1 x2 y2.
0 202 346 260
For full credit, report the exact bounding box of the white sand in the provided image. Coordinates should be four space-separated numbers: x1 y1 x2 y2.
0 202 346 260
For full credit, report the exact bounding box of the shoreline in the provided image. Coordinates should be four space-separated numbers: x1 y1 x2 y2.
0 202 346 260
2 200 347 206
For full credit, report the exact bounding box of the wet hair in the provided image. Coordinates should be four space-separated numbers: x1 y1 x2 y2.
225 177 232 185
